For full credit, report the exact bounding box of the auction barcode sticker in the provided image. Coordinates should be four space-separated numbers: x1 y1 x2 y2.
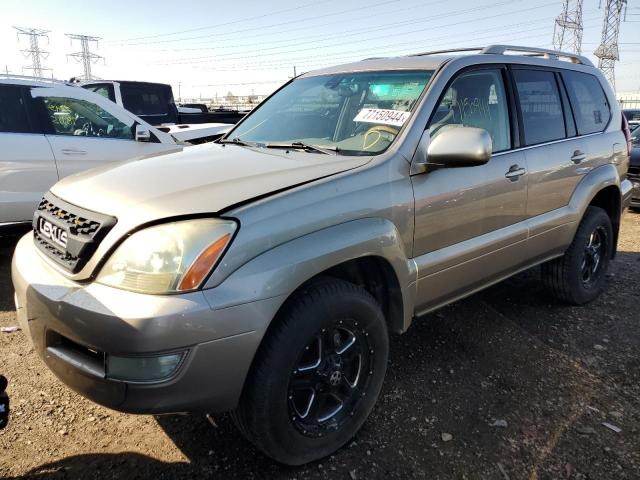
353 108 411 127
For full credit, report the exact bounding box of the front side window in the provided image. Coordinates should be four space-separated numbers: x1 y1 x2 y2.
0 86 31 134
428 68 511 153
42 97 134 139
513 69 566 145
230 70 433 155
562 71 610 135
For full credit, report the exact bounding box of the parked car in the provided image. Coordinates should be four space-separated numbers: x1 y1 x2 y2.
629 123 640 209
80 80 242 139
623 108 640 128
0 77 182 234
13 45 633 465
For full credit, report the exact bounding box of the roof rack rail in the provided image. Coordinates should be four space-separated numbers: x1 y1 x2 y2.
0 73 68 84
408 47 485 57
481 45 593 66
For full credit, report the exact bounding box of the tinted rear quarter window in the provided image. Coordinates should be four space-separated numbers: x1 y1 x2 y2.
562 71 610 135
513 69 566 145
120 84 171 116
0 86 31 133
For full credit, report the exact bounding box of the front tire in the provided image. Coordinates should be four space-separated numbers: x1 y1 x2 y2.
541 206 613 304
232 279 389 465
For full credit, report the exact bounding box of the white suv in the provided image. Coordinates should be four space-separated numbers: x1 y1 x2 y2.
0 77 182 233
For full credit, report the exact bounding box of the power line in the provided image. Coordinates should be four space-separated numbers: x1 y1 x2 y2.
109 0 337 42
594 0 627 91
150 0 516 64
152 1 559 67
66 34 104 80
553 0 584 53
113 0 404 46
13 26 51 77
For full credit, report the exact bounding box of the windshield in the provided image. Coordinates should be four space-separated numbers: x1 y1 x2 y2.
229 70 433 155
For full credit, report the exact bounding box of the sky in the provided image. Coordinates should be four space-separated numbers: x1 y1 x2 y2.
1 0 639 100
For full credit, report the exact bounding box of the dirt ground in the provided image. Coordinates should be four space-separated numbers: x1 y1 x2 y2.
0 213 639 479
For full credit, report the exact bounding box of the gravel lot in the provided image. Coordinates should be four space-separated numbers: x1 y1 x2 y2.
1 213 639 479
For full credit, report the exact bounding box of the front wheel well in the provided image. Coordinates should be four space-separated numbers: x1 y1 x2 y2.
588 185 621 257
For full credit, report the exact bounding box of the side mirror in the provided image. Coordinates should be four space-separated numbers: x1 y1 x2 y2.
412 127 492 174
135 124 151 142
428 126 492 167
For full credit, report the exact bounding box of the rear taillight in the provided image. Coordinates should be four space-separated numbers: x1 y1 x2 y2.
622 113 632 156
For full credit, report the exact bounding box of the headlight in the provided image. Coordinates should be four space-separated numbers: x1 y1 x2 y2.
96 218 236 294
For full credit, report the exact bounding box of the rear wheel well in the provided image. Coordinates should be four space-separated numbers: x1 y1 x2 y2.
588 185 621 257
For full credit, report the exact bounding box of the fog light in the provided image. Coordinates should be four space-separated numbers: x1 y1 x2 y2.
106 352 185 382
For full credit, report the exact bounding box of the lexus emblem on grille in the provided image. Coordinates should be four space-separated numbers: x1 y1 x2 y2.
38 218 68 250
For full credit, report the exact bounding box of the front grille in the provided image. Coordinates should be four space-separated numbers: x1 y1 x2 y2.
33 192 116 273
628 165 640 182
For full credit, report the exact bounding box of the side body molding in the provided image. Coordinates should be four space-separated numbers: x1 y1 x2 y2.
203 218 418 334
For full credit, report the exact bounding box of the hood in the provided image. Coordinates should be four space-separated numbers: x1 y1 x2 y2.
51 142 371 222
162 123 232 143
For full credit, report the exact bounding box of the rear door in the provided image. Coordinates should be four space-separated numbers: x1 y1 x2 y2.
511 67 587 219
0 84 57 224
36 90 176 179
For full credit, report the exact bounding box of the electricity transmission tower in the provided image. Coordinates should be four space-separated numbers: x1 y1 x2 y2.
553 0 584 53
66 34 104 81
594 0 627 91
13 26 51 77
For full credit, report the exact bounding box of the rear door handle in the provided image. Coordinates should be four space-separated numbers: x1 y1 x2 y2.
571 150 586 164
61 148 87 155
505 164 526 181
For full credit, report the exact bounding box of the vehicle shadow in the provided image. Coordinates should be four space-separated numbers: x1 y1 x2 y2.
7 248 640 479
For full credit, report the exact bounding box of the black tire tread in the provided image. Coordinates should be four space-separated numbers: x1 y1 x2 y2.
541 205 612 304
231 278 384 464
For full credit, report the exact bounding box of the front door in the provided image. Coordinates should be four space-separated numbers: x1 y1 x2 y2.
37 93 173 180
411 66 528 312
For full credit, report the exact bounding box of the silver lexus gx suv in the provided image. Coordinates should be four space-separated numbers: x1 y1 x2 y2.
12 45 634 465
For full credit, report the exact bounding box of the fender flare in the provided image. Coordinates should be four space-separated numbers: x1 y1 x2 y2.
203 217 417 333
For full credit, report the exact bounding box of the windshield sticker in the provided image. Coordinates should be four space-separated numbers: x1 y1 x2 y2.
354 108 411 127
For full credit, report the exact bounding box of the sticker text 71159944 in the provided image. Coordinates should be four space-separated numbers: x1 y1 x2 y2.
353 108 411 127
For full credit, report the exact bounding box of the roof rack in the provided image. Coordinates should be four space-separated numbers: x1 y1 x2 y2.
400 45 593 67
0 73 69 85
480 45 593 66
409 47 485 58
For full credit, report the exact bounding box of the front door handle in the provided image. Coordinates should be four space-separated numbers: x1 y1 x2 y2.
571 150 586 164
505 164 526 181
61 148 87 156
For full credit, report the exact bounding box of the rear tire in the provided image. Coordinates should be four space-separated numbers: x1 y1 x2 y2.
541 206 613 304
232 279 389 465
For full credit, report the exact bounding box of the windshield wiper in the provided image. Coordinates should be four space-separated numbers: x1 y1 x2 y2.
265 141 339 155
218 137 261 148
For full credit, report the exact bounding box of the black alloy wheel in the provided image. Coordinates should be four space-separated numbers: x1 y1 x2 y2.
288 320 372 437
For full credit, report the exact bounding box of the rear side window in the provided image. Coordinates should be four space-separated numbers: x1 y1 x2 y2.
120 84 171 116
562 71 611 135
83 84 116 103
0 86 31 133
513 69 566 145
